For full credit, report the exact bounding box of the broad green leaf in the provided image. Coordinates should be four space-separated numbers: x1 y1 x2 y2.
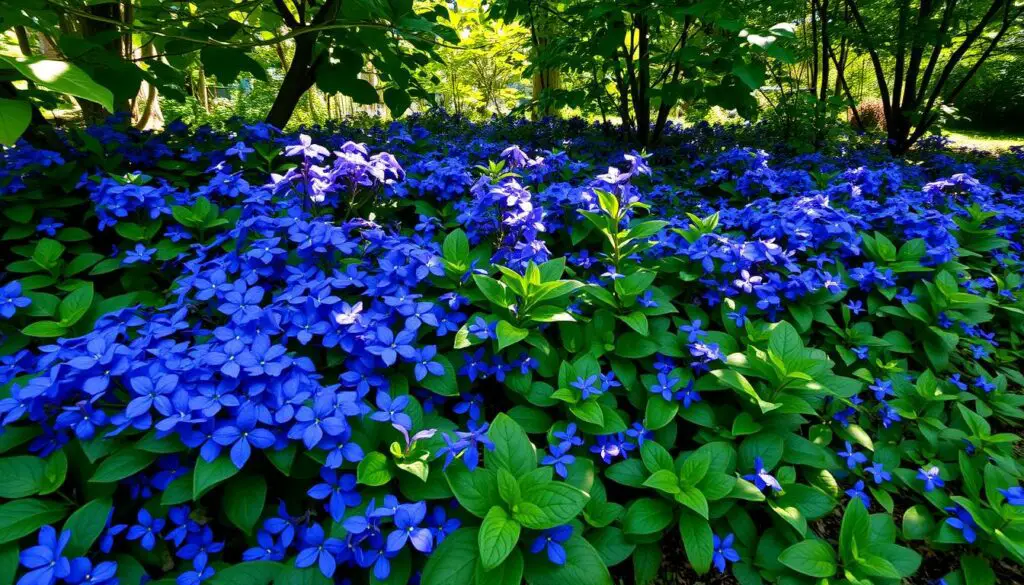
478 506 520 570
778 539 837 577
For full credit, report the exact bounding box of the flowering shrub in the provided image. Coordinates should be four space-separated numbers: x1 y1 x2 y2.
1 114 1023 585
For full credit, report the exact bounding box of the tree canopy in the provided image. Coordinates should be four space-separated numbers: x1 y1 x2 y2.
1 0 1021 152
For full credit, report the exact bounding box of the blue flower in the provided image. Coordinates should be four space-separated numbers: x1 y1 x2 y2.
0 281 31 319
530 525 572 565
712 533 740 573
17 526 71 585
126 509 166 551
943 505 977 543
838 441 868 469
650 372 680 401
308 469 360 521
541 444 576 478
571 375 601 400
845 480 871 508
677 380 701 408
295 523 344 578
869 378 894 401
453 392 484 421
413 345 444 381
429 505 461 545
590 434 634 464
213 404 276 469
226 141 255 161
554 423 583 450
124 244 156 265
917 466 945 492
743 457 782 492
866 462 891 484
65 558 117 585
176 557 214 585
386 502 433 553
370 392 413 430
1000 486 1024 506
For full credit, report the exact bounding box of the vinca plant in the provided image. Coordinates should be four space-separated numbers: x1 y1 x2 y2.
0 113 1022 585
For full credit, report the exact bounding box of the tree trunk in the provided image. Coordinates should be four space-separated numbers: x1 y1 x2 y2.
78 2 126 124
266 33 318 128
196 66 210 113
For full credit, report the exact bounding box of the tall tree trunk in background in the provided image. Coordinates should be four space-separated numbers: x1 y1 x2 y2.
78 2 129 124
527 3 561 119
135 43 163 129
196 66 210 113
265 0 339 129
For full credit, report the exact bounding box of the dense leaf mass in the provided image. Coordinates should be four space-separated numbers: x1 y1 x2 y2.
1 114 1023 585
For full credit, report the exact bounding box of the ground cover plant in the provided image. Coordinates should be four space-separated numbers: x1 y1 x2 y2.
1 114 1023 585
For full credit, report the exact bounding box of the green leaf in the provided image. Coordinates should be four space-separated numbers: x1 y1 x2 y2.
0 456 46 498
62 498 113 558
209 562 284 585
678 509 714 574
589 527 635 567
488 413 536 476
446 466 499 518
622 498 674 535
496 320 529 350
839 498 870 564
642 469 680 494
421 354 458 396
59 283 94 326
0 98 31 146
778 539 837 577
478 506 520 570
516 481 589 529
0 56 113 111
0 498 69 544
0 544 17 585
21 321 68 338
358 452 393 486
90 448 158 483
341 79 379 104
383 87 411 117
442 229 470 266
39 450 67 494
223 475 266 534
199 47 267 84
902 505 935 540
522 535 613 585
961 555 995 585
421 527 479 585
193 456 240 499
675 485 708 519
